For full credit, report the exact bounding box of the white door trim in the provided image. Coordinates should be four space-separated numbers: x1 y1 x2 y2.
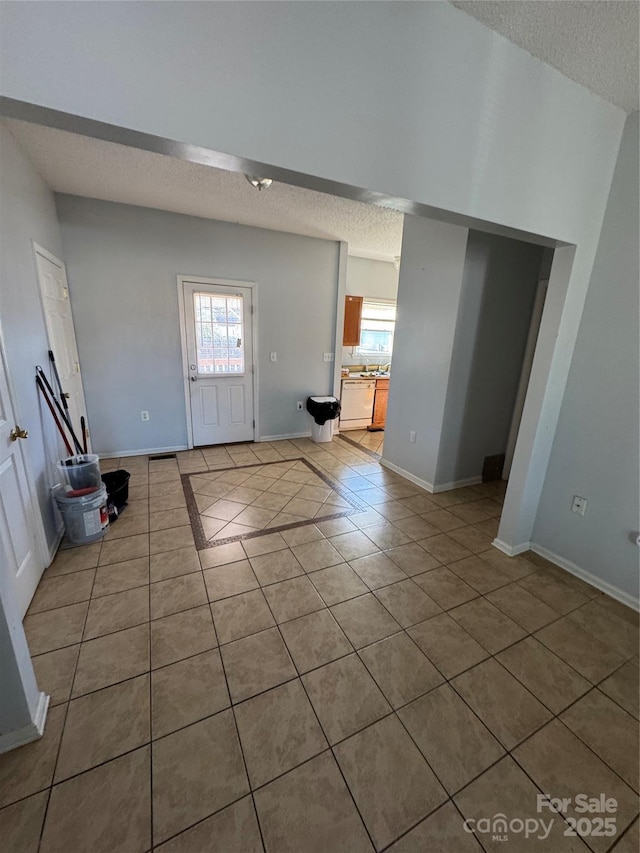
0 316 49 573
177 276 259 448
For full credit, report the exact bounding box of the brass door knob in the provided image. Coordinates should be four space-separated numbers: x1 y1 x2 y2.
10 425 28 441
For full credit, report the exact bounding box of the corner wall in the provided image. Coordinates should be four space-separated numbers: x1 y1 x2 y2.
533 112 640 605
383 215 469 488
0 121 65 554
55 195 340 454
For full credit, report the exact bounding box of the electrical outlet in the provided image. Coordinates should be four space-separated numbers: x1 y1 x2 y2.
571 495 587 516
296 401 304 411
409 430 416 443
270 352 277 362
323 352 334 362
141 411 150 421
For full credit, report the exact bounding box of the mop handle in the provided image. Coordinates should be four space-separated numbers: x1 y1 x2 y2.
36 366 83 454
36 374 73 455
48 350 70 413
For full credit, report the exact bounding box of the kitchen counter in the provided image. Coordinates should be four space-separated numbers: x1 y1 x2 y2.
343 372 390 380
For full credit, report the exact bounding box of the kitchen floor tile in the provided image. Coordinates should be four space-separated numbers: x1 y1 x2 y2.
92 557 149 597
99 534 149 566
0 705 65 808
384 541 441 576
413 566 478 610
151 649 229 738
263 575 325 623
408 613 488 679
452 658 551 749
335 714 447 850
486 582 558 632
496 636 590 714
419 534 472 564
302 653 391 744
254 751 372 853
280 608 352 673
513 720 639 852
152 711 248 844
45 542 101 577
447 555 510 594
249 548 304 585
449 597 527 653
291 538 344 571
359 632 443 709
0 791 48 853
150 525 194 555
31 644 80 706
308 562 369 605
349 551 407 590
560 689 639 791
40 747 151 853
72 623 149 696
83 586 149 640
535 617 626 682
150 547 201 582
150 572 207 619
599 658 639 719
27 569 95 614
203 559 259 600
373 579 441 627
398 683 505 793
55 675 149 781
331 593 402 649
211 588 275 644
235 679 327 787
24 601 88 655
154 796 263 853
329 530 379 561
386 801 482 852
220 627 297 703
151 605 217 669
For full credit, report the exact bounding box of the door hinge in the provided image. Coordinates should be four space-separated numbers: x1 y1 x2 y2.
252 420 255 428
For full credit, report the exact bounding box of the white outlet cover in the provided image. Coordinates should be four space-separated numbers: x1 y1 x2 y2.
270 352 277 362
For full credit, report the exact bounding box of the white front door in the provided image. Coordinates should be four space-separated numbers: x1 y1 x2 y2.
34 244 90 453
181 280 255 446
0 331 45 618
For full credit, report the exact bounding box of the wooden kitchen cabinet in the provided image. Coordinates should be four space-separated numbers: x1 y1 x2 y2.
343 295 363 346
371 378 389 428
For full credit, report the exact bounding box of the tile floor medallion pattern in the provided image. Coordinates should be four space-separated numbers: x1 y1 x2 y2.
1 436 638 853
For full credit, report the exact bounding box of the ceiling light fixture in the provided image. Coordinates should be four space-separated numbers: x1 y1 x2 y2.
245 175 273 191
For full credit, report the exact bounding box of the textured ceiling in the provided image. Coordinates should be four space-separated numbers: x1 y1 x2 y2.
450 0 639 112
5 120 404 261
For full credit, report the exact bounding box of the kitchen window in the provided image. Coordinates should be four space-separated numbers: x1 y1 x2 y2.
355 300 396 357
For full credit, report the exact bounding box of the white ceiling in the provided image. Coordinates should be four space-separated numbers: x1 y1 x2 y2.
450 0 639 112
5 120 404 262
6 3 637 259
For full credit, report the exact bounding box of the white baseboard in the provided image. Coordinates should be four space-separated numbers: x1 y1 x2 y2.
529 543 640 612
98 444 189 459
258 432 312 442
492 537 532 557
0 692 49 755
380 459 434 494
432 475 483 493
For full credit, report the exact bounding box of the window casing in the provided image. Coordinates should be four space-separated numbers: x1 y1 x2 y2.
355 300 396 357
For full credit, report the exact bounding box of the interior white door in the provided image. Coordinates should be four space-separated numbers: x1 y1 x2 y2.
0 334 45 618
34 244 89 453
182 281 255 446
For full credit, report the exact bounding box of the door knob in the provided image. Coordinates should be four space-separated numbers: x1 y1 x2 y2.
10 425 28 441
190 376 198 382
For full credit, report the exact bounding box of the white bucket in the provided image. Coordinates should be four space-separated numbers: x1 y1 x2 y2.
57 454 102 490
54 484 109 544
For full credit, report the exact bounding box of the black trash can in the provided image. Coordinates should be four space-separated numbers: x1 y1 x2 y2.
306 396 341 442
101 469 130 521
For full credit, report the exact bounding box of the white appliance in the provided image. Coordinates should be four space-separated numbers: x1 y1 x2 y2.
340 380 376 429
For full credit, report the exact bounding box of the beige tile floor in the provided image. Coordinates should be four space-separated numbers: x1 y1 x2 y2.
1 436 638 852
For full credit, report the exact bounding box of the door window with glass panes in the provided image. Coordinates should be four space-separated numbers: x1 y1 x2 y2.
193 292 245 375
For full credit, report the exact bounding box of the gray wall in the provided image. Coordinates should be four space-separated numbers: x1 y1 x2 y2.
533 111 640 603
55 196 340 455
0 122 65 553
384 215 469 488
436 232 544 487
